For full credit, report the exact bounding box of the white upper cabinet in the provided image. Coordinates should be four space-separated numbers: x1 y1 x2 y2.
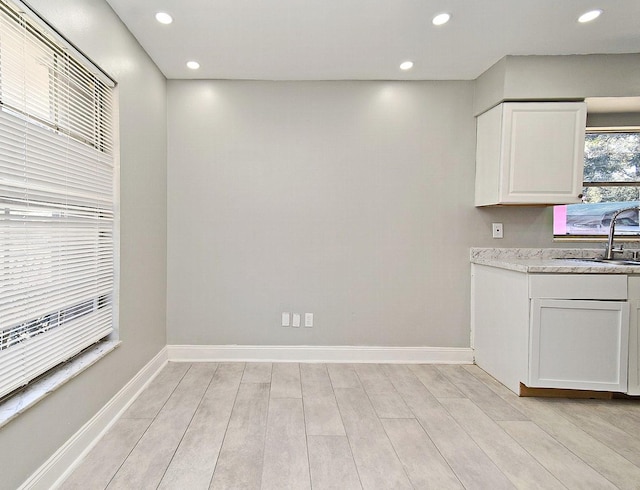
475 102 587 206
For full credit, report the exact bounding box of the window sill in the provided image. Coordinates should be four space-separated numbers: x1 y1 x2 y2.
554 236 640 243
0 339 120 429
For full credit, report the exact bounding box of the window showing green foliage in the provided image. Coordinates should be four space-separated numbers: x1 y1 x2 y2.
583 132 640 203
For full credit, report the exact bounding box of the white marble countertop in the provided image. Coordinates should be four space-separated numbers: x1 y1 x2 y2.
470 248 640 274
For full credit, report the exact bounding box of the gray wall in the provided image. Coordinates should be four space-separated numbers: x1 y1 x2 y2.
475 54 640 115
0 1 167 488
167 80 559 349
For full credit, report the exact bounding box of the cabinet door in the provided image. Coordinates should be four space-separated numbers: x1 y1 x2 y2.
500 102 586 204
628 299 640 395
529 299 628 391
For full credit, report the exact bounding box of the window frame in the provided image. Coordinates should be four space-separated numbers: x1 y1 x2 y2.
554 127 640 241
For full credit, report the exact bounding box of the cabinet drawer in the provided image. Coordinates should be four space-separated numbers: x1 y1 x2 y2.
529 274 627 300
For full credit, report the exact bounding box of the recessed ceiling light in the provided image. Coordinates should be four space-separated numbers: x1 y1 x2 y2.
186 61 200 70
155 12 173 25
432 13 451 26
578 9 603 23
400 61 414 70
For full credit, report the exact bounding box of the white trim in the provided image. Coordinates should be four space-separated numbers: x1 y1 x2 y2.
0 340 120 429
19 347 168 490
167 344 473 364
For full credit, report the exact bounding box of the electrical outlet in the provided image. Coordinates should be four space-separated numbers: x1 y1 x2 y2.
492 222 504 239
281 312 290 327
304 313 313 327
292 313 301 327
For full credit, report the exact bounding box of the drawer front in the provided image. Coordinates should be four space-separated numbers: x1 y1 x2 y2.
529 274 627 300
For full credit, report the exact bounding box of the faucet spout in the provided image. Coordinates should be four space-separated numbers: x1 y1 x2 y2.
605 206 640 259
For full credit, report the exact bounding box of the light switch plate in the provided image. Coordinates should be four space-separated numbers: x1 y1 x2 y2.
292 313 301 327
304 313 313 327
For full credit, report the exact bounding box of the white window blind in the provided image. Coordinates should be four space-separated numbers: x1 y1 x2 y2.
0 0 115 399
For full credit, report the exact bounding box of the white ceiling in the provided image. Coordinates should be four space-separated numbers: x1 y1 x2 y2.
104 0 640 81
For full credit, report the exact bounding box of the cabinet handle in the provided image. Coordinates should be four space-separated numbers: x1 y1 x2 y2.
578 194 584 199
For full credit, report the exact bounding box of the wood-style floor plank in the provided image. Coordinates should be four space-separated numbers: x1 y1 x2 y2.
409 364 465 399
368 393 414 418
333 387 412 489
526 398 640 490
439 398 565 489
353 364 397 394
354 364 412 418
381 417 463 489
436 365 527 421
209 382 270 490
301 363 345 436
415 406 515 489
157 363 243 490
327 364 361 389
270 362 301 399
585 399 640 437
384 364 515 490
546 398 640 467
461 364 518 399
241 362 272 384
121 362 190 419
464 365 640 490
107 364 217 489
300 363 334 398
60 418 152 490
380 364 441 411
500 421 618 490
303 394 346 436
260 398 311 490
307 436 362 490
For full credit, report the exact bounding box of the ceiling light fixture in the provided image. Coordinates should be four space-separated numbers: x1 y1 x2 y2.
432 13 451 26
186 61 200 70
155 12 173 24
400 61 414 70
578 9 603 23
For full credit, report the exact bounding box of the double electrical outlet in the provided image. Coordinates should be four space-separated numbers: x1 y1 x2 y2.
282 312 314 328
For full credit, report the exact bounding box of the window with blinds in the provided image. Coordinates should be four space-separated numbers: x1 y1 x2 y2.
0 0 115 399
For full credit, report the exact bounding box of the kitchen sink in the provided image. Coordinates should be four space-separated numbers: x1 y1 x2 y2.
558 257 640 265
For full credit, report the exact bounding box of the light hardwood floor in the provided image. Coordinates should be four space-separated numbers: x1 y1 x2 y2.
60 362 640 489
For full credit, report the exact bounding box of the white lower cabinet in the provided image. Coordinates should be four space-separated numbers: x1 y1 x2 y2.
472 265 633 395
627 276 640 395
529 299 628 392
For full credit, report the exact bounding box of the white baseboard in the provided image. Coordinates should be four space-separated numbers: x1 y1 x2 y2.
167 344 474 364
20 347 169 490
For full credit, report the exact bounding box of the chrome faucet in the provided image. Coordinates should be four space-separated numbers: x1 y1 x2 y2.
605 206 640 259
